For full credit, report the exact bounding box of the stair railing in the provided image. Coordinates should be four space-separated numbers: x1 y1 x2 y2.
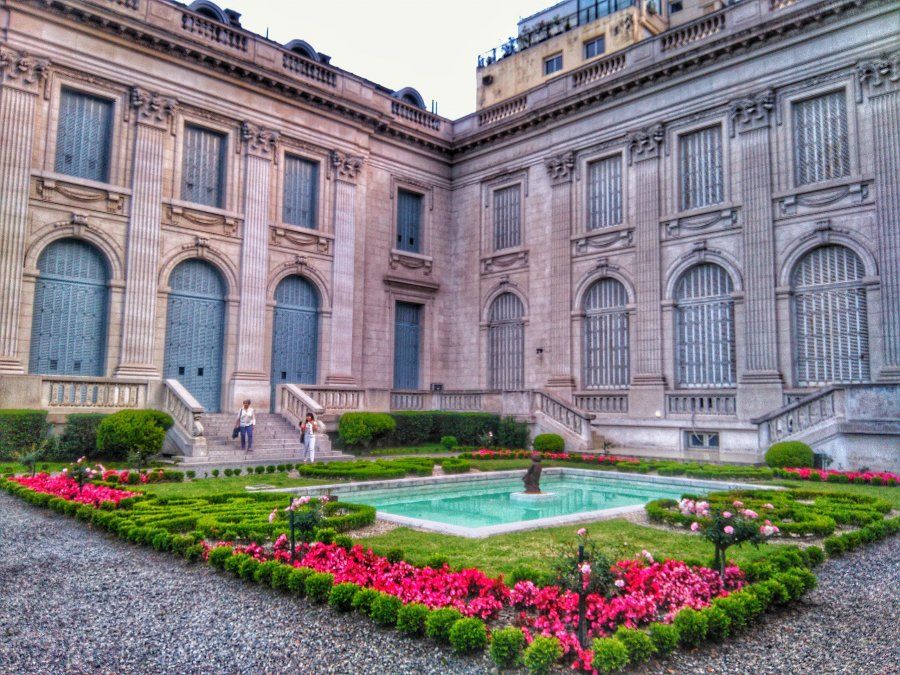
751 386 843 448
277 384 325 430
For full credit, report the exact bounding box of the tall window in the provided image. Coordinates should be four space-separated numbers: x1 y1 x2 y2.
393 302 421 389
584 36 606 60
679 126 723 211
583 278 629 389
488 293 525 390
793 91 850 187
55 89 114 182
493 185 521 250
544 54 563 75
793 245 869 386
675 263 735 387
587 155 622 230
283 155 318 228
396 189 423 253
182 125 226 208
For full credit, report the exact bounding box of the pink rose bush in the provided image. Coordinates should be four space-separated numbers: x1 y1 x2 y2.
783 467 898 486
11 473 135 506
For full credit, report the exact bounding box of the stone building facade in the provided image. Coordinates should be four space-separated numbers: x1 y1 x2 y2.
0 0 896 467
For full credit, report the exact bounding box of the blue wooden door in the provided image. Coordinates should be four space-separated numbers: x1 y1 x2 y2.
29 239 109 376
271 276 319 407
393 302 421 389
163 259 226 412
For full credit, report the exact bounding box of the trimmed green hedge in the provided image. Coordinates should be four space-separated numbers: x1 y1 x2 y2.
337 412 396 448
56 413 107 460
96 410 173 462
533 433 565 452
765 441 814 468
339 411 529 450
0 410 48 460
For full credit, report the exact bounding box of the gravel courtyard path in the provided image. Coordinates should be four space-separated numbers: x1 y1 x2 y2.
0 492 491 675
1 491 897 675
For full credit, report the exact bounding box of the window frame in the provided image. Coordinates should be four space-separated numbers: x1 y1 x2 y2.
395 187 425 254
543 53 563 76
677 123 725 212
492 183 523 252
280 153 320 230
585 153 624 231
584 35 606 60
180 122 229 209
790 88 852 188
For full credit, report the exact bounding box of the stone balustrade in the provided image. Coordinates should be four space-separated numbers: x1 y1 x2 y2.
163 378 205 438
666 392 737 416
42 376 147 409
574 393 629 414
181 11 247 51
281 52 338 88
571 53 626 89
477 95 528 127
390 100 441 131
277 384 325 429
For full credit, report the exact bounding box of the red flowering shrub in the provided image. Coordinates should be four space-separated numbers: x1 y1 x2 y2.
783 467 898 486
11 472 135 506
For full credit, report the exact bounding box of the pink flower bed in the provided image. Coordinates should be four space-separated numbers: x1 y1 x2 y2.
784 467 898 485
471 448 639 464
11 473 135 506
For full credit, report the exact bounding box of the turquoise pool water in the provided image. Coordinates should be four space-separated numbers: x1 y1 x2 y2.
339 474 702 528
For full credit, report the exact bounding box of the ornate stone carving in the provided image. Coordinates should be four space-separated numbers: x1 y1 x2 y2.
180 236 211 256
241 121 280 156
165 203 239 235
482 249 529 273
270 226 331 254
776 180 872 218
728 89 774 135
664 207 739 239
0 49 49 93
130 87 177 126
389 250 433 275
856 53 900 101
573 228 634 255
627 124 664 163
544 151 575 184
32 176 126 214
330 151 364 182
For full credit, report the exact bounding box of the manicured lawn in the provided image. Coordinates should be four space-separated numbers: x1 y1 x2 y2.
772 479 900 509
138 473 331 498
362 444 448 456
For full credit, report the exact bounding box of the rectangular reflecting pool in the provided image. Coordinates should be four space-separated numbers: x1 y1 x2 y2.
275 469 765 538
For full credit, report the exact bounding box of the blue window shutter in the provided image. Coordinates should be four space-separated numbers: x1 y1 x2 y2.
271 276 320 406
393 302 421 389
283 156 319 228
54 89 113 182
182 125 226 208
396 190 422 253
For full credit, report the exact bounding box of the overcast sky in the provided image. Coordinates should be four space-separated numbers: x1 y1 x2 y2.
218 0 551 120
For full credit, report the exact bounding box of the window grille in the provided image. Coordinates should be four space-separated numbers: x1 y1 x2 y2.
54 89 113 182
679 126 723 211
793 91 850 186
587 155 622 230
583 278 629 388
283 156 318 228
396 190 423 253
675 263 735 387
792 245 869 385
182 125 226 208
488 293 525 390
493 185 521 250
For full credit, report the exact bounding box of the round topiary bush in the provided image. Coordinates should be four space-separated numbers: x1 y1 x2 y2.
522 636 563 674
673 608 708 647
647 622 679 654
489 626 526 670
532 433 565 453
440 435 458 450
425 607 463 643
351 587 380 614
369 593 403 626
338 412 396 449
304 572 334 603
96 409 173 464
396 602 430 636
591 637 630 673
328 582 360 612
613 627 656 664
765 441 814 468
448 617 488 654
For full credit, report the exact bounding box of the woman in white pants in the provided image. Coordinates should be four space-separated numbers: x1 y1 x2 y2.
300 413 323 463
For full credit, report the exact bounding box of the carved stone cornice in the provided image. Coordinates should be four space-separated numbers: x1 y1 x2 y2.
544 151 575 184
728 89 774 136
330 151 364 182
856 53 900 101
0 49 49 94
130 87 177 127
627 124 664 163
241 121 280 158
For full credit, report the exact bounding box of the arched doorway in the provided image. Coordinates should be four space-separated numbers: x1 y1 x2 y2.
163 259 226 412
271 275 319 406
488 292 525 390
29 238 109 376
582 278 629 389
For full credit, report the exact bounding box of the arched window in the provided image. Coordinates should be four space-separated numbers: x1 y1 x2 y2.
29 238 109 376
488 293 525 390
792 245 869 386
271 276 319 403
583 278 629 389
675 263 735 388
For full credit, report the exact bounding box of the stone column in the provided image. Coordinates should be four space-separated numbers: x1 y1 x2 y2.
229 122 279 409
0 50 49 374
327 151 364 385
627 124 666 416
544 151 576 397
729 90 783 415
116 88 177 379
858 57 900 381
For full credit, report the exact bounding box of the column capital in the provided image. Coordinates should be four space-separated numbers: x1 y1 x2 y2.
241 121 280 158
728 89 774 136
130 87 177 128
0 49 49 94
330 150 364 182
627 123 664 163
855 53 899 102
544 151 575 184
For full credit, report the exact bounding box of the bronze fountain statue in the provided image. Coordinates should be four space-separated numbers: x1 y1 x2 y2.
522 453 543 494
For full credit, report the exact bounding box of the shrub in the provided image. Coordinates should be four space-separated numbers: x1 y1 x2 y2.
425 607 463 642
440 435 458 450
265 465 275 474
448 617 487 654
0 410 47 460
211 469 219 478
390 412 435 446
523 635 563 674
238 556 260 581
613 627 656 664
56 413 106 460
328 582 361 612
270 564 293 591
673 608 708 647
533 433 565 453
702 606 732 640
338 412 396 448
497 416 529 449
591 637 629 673
508 565 553 587
440 458 471 474
334 534 353 551
186 470 196 479
386 547 405 563
314 527 337 544
223 468 233 477
369 593 403 626
396 602 430 636
304 572 334 603
287 567 314 595
255 465 266 474
712 595 748 630
96 410 173 465
765 441 814 468
253 561 281 586
425 554 448 569
489 626 526 670
806 545 825 567
208 545 233 570
351 587 381 614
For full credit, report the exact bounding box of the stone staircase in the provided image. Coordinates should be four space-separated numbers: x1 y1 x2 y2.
187 412 354 465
